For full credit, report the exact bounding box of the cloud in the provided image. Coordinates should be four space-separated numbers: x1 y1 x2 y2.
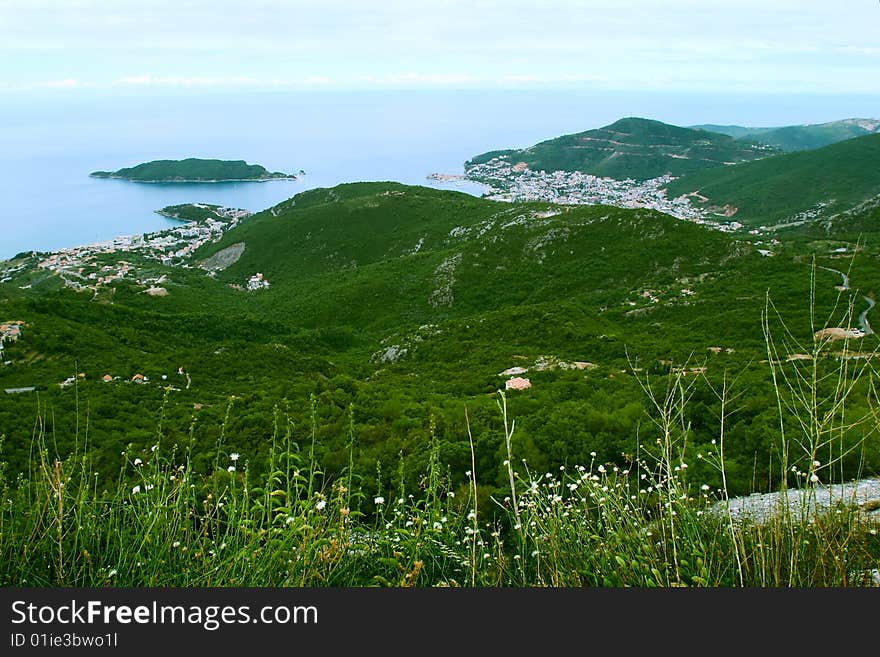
34 78 81 89
113 75 261 87
500 73 609 84
378 73 479 85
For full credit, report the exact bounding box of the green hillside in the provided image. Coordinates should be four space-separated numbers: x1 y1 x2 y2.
90 158 299 182
665 133 880 228
156 202 243 222
196 182 746 331
695 118 880 152
692 124 776 140
465 117 775 181
2 182 879 521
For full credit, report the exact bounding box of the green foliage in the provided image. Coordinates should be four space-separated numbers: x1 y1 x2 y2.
465 117 774 181
696 119 880 152
90 158 296 182
1 383 877 588
665 134 880 228
2 183 880 525
156 203 231 223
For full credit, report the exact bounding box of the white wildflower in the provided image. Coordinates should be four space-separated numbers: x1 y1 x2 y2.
374 496 385 505
131 485 141 494
315 500 327 511
230 453 240 461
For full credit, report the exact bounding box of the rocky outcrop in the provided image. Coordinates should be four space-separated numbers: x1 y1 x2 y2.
199 242 245 271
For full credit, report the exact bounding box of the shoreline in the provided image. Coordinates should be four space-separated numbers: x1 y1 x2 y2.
7 176 489 261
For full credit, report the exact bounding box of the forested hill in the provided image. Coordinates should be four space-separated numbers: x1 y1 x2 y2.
90 158 300 182
1 181 878 502
664 133 880 228
694 118 880 152
465 117 775 181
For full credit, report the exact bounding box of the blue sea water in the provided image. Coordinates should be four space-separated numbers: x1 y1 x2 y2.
1 89 878 259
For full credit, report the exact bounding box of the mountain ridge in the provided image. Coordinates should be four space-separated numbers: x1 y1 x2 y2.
664 133 880 228
465 117 776 181
693 118 880 152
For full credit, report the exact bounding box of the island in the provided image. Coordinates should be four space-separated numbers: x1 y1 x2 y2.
90 158 303 183
155 203 252 223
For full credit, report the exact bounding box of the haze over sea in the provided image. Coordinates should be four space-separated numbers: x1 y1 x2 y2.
1 89 878 260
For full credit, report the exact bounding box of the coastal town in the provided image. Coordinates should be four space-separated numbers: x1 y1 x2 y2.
461 157 744 233
12 205 253 295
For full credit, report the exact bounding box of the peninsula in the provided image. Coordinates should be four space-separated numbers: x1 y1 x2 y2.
90 158 303 183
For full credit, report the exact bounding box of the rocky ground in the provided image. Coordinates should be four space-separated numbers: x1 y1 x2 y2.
716 477 880 523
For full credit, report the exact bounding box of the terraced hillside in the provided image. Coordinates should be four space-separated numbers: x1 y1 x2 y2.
465 117 775 181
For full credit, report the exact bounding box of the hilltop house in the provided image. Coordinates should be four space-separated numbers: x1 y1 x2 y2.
505 376 532 391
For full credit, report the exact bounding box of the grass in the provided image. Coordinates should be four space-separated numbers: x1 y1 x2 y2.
1 257 878 587
2 363 877 587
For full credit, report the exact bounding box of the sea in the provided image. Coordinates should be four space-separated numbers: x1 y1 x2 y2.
1 89 879 260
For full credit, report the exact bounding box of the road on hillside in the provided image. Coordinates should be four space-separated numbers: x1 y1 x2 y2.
818 265 874 335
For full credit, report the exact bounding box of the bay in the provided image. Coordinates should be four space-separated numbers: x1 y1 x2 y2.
1 89 878 259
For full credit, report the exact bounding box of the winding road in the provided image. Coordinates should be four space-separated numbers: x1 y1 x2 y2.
819 266 874 335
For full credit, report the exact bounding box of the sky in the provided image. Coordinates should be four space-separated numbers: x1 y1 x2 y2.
1 0 880 94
